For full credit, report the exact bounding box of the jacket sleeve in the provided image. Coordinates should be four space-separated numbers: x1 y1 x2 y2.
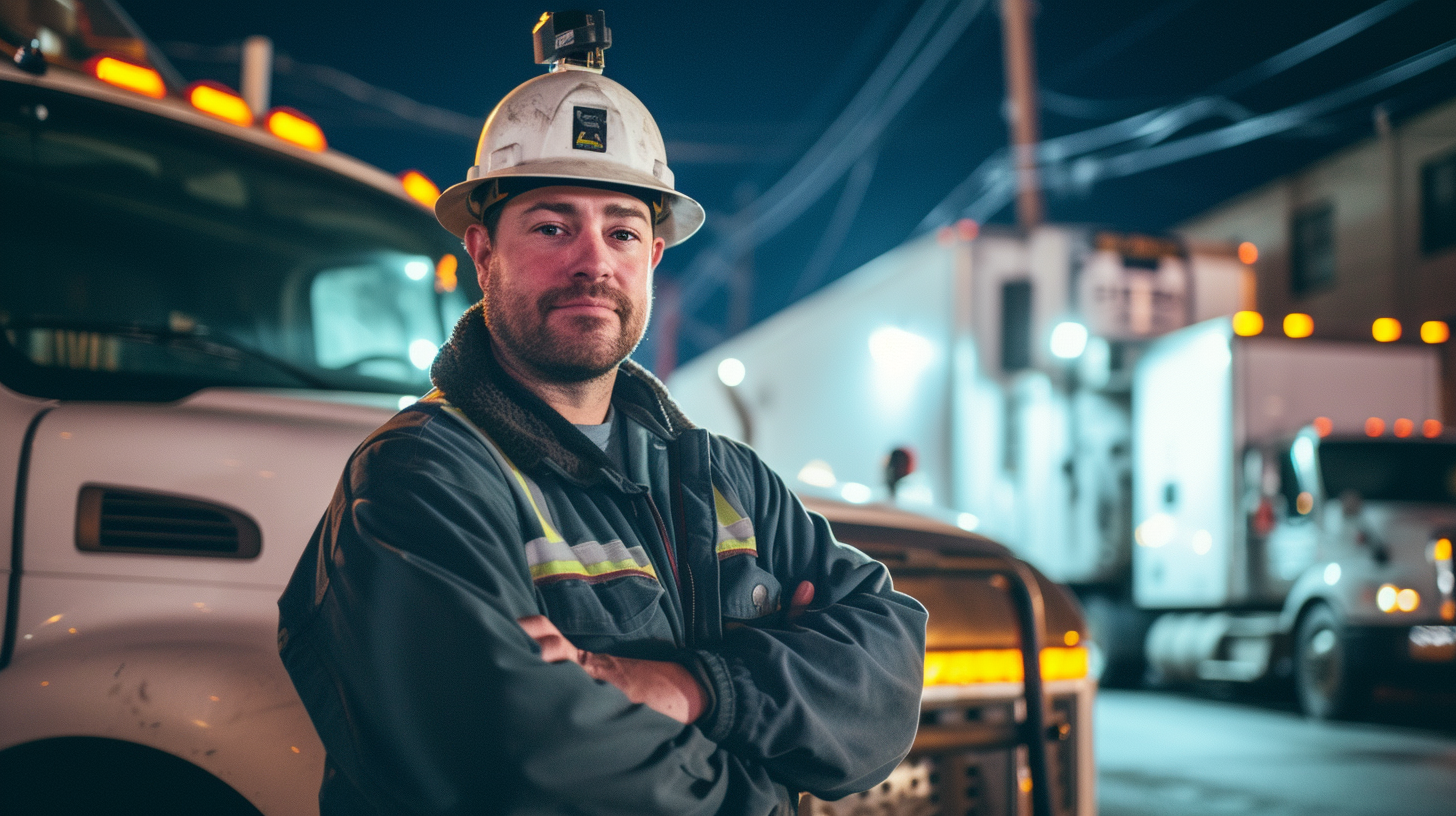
687 440 928 800
278 415 788 816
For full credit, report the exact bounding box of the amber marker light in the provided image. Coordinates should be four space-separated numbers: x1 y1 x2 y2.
1283 313 1314 338
1424 419 1444 438
1422 321 1450 344
435 254 459 294
1366 417 1386 437
1313 417 1333 437
399 170 441 208
1394 418 1414 438
1372 318 1402 342
89 55 166 99
923 646 1089 685
1238 241 1258 264
187 81 252 127
266 107 327 152
1434 538 1452 562
1231 311 1264 337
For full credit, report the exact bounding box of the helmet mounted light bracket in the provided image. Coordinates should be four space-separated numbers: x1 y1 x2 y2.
533 10 611 74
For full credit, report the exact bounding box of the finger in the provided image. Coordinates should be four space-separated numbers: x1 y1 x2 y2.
787 581 815 618
517 615 582 663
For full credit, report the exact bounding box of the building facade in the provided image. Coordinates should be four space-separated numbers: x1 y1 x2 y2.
1177 97 1456 417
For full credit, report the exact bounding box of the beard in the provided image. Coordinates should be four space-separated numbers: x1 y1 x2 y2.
482 261 650 383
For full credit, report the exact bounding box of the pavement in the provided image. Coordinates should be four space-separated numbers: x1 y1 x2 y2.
1096 690 1456 816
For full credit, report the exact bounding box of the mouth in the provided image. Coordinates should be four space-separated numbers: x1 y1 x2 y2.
548 299 619 318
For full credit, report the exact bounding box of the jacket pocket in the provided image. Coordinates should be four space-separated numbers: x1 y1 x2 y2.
719 553 783 623
527 537 670 645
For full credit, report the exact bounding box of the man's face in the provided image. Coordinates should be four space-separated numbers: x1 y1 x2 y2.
463 186 665 383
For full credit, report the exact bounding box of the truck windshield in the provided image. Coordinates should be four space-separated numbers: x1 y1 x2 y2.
1319 440 1456 505
0 82 477 401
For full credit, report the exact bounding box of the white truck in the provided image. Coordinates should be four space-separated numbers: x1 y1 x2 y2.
0 5 1097 815
669 223 1250 683
0 2 475 811
1135 319 1456 717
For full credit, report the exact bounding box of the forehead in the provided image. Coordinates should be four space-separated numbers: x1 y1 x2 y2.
502 185 651 220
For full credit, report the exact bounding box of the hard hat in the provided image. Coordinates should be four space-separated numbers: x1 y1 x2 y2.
435 69 705 247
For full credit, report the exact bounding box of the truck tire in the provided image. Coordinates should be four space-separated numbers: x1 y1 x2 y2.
0 737 263 816
1294 603 1367 719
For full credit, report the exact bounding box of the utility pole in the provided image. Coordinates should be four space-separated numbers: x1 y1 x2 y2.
1000 0 1043 229
241 36 273 116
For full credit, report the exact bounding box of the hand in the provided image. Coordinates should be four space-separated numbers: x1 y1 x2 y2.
787 580 815 620
580 652 708 724
517 615 587 665
517 615 708 724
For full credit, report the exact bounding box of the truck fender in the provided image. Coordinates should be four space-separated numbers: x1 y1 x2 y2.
1279 562 1349 634
0 622 322 816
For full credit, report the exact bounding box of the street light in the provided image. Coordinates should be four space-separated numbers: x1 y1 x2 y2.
1050 321 1088 360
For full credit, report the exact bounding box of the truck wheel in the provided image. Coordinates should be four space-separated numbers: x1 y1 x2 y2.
1294 603 1366 719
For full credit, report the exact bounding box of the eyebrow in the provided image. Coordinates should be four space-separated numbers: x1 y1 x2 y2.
520 200 649 224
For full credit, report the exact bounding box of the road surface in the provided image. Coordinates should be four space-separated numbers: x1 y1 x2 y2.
1096 690 1456 816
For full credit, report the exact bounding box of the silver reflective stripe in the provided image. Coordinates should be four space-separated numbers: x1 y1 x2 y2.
525 538 658 583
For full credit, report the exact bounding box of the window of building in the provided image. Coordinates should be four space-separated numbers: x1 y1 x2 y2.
1000 279 1033 372
1290 202 1335 296
1422 149 1456 256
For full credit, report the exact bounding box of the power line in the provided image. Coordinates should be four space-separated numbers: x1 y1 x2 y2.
921 0 1444 230
676 0 993 317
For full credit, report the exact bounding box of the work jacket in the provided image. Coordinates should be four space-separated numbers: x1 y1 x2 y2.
278 303 928 815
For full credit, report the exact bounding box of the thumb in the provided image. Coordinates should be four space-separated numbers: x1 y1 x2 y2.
787 581 815 618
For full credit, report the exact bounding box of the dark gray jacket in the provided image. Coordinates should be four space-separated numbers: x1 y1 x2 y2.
278 304 927 815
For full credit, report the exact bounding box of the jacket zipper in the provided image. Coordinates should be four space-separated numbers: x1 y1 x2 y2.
666 443 697 648
643 496 693 647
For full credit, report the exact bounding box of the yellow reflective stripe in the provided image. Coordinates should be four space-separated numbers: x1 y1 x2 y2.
713 486 744 525
712 485 757 557
530 558 658 582
506 465 564 544
426 393 566 547
716 538 757 556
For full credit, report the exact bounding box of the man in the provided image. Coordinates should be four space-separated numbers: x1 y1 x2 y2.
278 55 926 816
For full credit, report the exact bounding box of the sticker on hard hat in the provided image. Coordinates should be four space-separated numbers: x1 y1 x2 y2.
573 106 607 152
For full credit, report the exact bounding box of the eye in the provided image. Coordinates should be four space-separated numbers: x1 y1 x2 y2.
535 224 564 236
610 228 640 242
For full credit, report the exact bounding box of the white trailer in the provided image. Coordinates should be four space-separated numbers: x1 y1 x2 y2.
1136 319 1456 716
669 224 1250 680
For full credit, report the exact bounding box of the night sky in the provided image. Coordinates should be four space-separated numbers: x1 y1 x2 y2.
117 0 1456 368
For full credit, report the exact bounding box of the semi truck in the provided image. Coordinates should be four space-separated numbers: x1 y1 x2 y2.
668 223 1251 683
1135 319 1455 718
669 217 1455 716
0 4 1097 814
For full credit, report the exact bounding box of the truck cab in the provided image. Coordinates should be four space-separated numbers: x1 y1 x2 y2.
0 4 478 811
1263 429 1456 717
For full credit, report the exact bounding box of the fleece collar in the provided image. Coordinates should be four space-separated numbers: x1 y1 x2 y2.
429 302 695 484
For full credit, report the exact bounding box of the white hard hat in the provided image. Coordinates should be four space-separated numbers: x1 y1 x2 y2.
435 69 705 247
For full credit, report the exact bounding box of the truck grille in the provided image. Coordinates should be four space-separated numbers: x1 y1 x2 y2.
801 694 1080 816
75 485 262 558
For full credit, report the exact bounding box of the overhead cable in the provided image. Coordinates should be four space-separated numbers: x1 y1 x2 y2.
678 0 992 315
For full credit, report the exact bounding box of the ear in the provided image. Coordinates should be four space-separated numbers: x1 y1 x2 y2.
649 235 666 270
463 223 493 293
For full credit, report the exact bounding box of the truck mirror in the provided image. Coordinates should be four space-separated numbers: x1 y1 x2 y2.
1340 489 1363 518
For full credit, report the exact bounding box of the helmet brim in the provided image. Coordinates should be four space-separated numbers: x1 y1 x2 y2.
435 159 705 248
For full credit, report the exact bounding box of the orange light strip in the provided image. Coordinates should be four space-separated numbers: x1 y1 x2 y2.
923 646 1089 686
266 107 327 152
89 55 166 99
187 81 253 127
399 170 441 208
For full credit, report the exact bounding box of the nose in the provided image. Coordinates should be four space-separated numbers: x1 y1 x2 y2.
569 228 613 282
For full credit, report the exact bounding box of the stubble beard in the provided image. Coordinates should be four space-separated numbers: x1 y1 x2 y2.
483 259 650 383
